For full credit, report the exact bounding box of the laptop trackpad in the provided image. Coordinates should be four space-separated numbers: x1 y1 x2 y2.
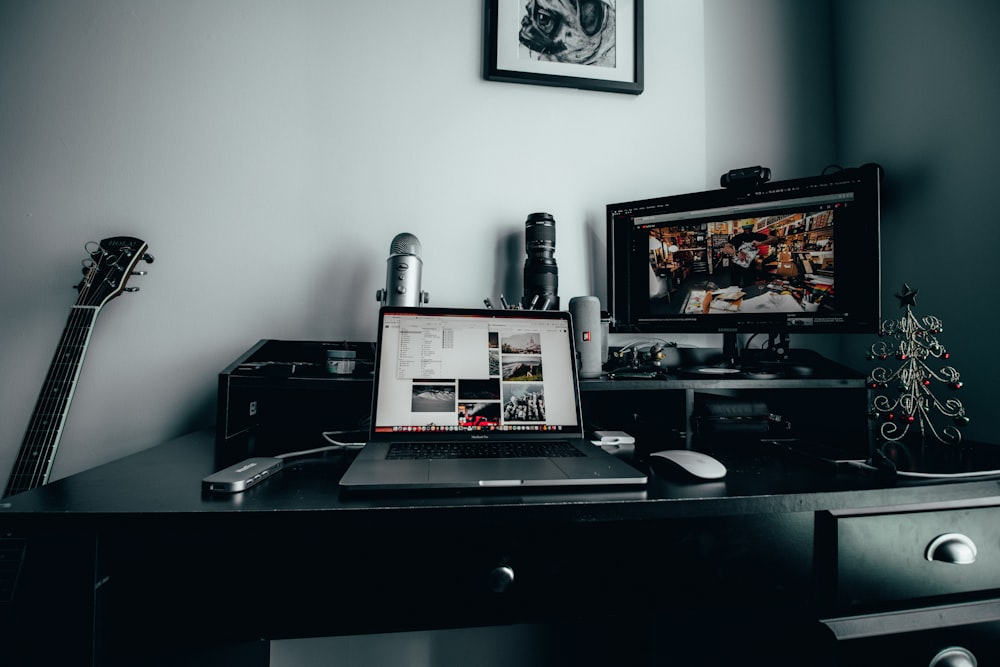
429 459 568 483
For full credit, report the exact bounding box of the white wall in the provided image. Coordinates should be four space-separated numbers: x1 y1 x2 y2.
0 1 708 483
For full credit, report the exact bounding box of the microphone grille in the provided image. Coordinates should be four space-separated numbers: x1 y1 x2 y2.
389 233 421 257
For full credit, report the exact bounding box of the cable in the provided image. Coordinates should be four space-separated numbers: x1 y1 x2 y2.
320 430 367 449
848 451 1000 481
609 338 679 371
878 442 1000 480
615 337 677 355
896 468 1000 480
273 430 366 459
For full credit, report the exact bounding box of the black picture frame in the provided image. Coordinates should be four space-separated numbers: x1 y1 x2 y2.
483 0 644 95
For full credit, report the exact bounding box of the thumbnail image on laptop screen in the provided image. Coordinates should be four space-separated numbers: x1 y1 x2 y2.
373 311 581 435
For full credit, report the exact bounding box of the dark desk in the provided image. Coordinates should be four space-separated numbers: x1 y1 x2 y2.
4 431 1000 666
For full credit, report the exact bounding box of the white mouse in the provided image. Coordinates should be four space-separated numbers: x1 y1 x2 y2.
649 449 727 480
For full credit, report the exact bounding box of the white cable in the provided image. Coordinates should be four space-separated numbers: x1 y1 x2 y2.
897 468 1000 479
273 431 366 459
848 459 1000 480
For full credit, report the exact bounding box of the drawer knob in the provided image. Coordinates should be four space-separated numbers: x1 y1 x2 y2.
928 646 977 667
488 565 515 593
926 533 977 565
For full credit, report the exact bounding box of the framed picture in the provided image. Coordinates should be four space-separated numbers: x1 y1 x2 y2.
483 0 643 95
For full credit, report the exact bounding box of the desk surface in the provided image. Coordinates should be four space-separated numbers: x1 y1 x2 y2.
6 431 1000 667
4 430 1000 525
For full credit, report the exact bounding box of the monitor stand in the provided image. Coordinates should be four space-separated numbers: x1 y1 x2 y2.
684 331 745 376
738 332 796 378
688 331 815 378
722 331 742 368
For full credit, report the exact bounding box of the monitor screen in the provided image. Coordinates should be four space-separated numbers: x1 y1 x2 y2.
606 164 882 340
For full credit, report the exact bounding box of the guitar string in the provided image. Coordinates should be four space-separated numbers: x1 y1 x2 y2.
37 251 107 485
41 309 86 487
9 250 106 493
7 240 153 496
10 308 82 492
8 241 147 495
14 292 93 491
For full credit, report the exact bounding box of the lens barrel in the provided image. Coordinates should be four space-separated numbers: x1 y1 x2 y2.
522 212 559 309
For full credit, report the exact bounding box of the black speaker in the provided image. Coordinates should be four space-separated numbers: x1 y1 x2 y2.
569 296 602 378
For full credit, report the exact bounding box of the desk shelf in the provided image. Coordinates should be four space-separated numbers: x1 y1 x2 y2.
581 368 869 455
214 340 872 463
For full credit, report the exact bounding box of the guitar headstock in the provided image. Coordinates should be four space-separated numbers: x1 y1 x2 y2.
75 236 153 308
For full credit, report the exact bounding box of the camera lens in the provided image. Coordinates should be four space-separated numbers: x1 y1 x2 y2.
522 212 558 309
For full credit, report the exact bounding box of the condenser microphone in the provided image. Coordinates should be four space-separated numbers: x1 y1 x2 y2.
376 233 428 307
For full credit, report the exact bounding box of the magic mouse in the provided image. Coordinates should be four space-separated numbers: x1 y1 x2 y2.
650 449 727 480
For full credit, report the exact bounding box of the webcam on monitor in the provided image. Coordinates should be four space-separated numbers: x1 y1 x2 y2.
720 165 772 189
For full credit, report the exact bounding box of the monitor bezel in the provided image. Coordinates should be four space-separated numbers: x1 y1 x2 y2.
606 165 882 336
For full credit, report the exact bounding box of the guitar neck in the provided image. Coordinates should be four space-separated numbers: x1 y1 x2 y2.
3 306 100 498
3 235 150 498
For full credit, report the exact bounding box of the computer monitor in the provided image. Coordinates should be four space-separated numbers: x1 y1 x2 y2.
606 164 882 366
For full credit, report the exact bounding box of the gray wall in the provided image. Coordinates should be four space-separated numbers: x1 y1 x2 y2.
832 0 998 445
1 0 994 493
705 0 836 180
2 1 996 664
707 0 994 444
0 0 709 483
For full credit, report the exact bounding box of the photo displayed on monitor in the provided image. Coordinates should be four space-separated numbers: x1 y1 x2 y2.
606 165 883 337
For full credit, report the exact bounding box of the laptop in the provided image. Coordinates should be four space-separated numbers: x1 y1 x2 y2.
339 306 647 493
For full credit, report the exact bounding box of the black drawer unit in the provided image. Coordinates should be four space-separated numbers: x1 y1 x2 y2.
816 498 1000 665
817 497 1000 613
821 599 1000 666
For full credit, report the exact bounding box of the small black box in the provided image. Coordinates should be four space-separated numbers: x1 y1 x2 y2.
216 340 375 467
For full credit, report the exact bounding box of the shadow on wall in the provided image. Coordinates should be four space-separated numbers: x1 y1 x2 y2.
491 229 523 308
584 210 606 302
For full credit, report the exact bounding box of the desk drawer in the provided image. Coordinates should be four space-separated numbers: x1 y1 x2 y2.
821 599 1000 667
102 515 656 648
817 500 1000 611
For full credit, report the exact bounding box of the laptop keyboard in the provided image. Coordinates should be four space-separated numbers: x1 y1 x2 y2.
386 441 585 460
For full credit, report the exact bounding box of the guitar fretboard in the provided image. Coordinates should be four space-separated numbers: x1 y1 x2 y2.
3 306 99 497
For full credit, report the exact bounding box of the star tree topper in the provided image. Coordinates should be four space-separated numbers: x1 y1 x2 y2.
895 283 918 308
867 283 969 445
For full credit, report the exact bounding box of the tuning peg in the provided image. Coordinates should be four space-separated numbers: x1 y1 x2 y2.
142 253 154 264
131 271 148 276
124 287 140 293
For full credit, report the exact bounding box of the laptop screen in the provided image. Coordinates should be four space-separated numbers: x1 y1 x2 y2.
372 308 583 437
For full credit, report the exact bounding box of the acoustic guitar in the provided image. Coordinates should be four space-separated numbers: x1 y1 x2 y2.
2 237 152 498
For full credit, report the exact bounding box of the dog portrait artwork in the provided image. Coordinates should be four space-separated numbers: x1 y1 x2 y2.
485 0 641 94
519 0 616 67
